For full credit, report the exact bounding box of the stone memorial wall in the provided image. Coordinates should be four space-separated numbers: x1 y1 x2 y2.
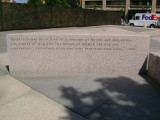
0 3 121 31
7 27 150 74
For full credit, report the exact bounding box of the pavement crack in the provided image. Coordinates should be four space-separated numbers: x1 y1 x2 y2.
85 99 111 117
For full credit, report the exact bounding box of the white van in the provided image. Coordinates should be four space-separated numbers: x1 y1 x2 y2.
156 18 160 27
129 13 160 28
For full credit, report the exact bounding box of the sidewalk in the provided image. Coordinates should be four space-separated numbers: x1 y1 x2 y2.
0 74 87 120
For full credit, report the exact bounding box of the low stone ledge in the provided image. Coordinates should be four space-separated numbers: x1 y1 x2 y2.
148 52 160 84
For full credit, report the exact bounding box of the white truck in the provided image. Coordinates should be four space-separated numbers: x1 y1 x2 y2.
129 13 160 28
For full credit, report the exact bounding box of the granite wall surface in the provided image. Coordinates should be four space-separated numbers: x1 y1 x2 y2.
107 11 121 25
84 10 107 26
148 52 160 84
1 3 52 30
0 3 121 31
7 27 149 74
0 2 2 30
52 8 85 27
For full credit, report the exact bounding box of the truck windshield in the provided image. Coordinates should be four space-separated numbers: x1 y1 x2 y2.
132 16 135 20
135 16 140 20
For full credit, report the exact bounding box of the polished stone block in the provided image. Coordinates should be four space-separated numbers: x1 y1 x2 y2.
7 27 150 74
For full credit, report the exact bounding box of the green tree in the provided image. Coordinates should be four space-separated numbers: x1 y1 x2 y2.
27 0 70 7
120 8 125 18
27 0 42 5
54 0 70 7
93 4 97 10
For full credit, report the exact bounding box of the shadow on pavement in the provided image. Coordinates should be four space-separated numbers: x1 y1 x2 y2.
60 76 160 120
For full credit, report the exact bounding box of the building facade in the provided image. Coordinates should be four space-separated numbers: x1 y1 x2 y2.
82 0 160 18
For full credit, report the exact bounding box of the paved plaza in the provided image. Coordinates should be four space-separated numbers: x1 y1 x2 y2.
0 25 160 120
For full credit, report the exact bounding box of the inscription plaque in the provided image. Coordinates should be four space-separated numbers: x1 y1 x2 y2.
7 28 150 74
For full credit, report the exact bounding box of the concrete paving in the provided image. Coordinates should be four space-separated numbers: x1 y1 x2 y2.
0 25 160 120
0 53 9 73
0 69 6 76
0 75 87 120
14 74 160 120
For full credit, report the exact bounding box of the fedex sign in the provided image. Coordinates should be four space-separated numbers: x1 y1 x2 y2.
142 14 160 20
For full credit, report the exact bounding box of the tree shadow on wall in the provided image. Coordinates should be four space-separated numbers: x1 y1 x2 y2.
60 76 160 120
